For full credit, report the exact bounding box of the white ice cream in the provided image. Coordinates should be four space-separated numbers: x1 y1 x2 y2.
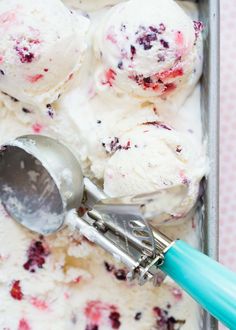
0 202 200 330
0 0 89 113
63 0 124 11
103 123 206 224
0 0 205 329
94 0 202 100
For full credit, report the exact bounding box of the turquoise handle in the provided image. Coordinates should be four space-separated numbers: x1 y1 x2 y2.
160 240 236 329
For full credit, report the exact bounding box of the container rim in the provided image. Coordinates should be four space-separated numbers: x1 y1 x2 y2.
199 0 220 329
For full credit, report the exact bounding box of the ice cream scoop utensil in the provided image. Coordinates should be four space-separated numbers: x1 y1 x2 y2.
0 135 156 269
0 135 236 328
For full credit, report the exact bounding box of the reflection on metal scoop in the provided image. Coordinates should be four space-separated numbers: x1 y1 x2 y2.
0 135 84 235
0 135 170 284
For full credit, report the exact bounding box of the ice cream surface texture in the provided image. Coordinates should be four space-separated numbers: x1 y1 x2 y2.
0 0 206 329
95 0 202 99
63 0 123 11
103 123 206 224
0 0 89 113
0 204 200 330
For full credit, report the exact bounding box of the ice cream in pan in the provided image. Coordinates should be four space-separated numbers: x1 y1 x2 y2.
94 0 202 99
0 0 227 329
64 0 122 11
1 133 236 329
0 0 89 113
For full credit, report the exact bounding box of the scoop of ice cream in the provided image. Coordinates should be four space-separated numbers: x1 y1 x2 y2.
103 123 206 224
0 0 89 111
95 0 202 99
63 0 124 11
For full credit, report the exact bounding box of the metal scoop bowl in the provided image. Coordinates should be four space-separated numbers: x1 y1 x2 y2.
0 135 84 235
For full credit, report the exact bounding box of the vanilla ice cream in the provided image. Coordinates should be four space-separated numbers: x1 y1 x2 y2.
0 202 200 330
63 0 124 11
104 123 205 223
94 0 202 99
0 0 89 114
0 0 205 329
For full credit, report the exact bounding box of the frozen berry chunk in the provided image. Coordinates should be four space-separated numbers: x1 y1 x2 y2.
10 280 23 300
23 240 49 273
153 306 185 329
18 319 31 330
109 311 121 329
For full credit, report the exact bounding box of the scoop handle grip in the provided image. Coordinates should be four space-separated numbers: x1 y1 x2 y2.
160 240 236 329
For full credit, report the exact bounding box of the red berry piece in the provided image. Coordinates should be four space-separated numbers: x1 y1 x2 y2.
163 83 176 94
102 69 117 87
109 311 121 329
85 301 103 324
171 287 183 300
27 74 44 83
193 21 203 40
14 37 40 64
175 31 184 47
30 297 48 310
15 46 34 63
10 280 23 300
159 67 183 81
137 29 157 50
18 319 31 330
106 33 117 44
85 325 98 330
23 240 49 273
153 306 186 328
85 301 120 329
32 123 43 134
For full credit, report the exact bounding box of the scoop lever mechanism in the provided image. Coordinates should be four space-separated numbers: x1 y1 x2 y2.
71 178 173 285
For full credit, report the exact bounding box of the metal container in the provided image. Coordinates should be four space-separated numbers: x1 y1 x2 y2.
199 0 220 329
